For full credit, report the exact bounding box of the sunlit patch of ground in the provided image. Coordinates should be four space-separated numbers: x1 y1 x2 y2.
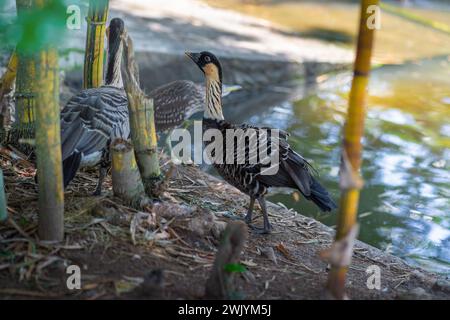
204 0 450 64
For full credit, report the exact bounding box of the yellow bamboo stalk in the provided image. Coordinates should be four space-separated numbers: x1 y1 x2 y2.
327 0 379 299
35 46 64 241
83 0 109 89
15 0 36 124
0 50 17 128
0 50 18 101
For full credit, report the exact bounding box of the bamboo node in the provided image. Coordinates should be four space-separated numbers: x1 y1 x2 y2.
85 16 107 26
339 150 364 190
353 70 369 77
320 224 359 268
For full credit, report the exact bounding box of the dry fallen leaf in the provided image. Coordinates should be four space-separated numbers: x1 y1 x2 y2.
276 243 294 260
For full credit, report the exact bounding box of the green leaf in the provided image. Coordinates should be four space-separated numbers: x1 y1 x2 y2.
224 263 247 273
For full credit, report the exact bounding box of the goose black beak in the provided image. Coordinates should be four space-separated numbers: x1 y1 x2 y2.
185 51 201 65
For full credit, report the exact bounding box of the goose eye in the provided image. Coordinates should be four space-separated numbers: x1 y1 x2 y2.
204 56 211 63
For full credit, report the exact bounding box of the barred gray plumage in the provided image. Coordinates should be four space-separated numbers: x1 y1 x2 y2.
151 80 204 132
187 51 337 233
61 18 129 194
151 80 240 132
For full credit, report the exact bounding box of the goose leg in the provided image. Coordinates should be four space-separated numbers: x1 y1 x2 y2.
93 165 107 196
93 150 109 196
244 196 255 224
257 197 272 234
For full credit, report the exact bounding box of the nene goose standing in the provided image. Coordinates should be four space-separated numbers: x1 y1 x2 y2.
60 18 129 194
186 51 336 233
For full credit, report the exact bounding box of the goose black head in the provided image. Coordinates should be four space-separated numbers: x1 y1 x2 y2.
185 51 223 83
107 18 125 42
105 18 126 86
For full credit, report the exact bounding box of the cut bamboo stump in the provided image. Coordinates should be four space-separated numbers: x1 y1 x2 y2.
83 0 109 89
111 139 151 208
204 221 248 299
121 33 161 194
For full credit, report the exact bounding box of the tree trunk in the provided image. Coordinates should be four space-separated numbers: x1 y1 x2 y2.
111 139 151 208
121 34 161 193
83 0 109 89
326 0 379 299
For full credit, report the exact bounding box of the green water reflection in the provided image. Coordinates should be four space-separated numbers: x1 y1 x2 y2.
228 57 450 274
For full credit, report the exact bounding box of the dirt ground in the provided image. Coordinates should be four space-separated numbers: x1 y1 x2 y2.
0 153 449 300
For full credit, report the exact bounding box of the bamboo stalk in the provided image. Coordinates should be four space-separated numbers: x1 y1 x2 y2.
15 0 36 125
0 169 7 221
35 45 64 241
9 1 37 156
204 221 247 299
326 0 379 299
0 50 18 128
121 34 161 193
0 51 18 99
110 139 151 208
83 0 109 89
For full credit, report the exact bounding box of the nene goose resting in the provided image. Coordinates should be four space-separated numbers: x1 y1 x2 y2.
186 51 336 233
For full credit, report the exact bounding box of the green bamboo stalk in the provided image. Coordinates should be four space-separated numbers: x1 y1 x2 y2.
15 0 36 125
326 0 379 299
121 34 161 193
8 1 38 157
35 45 64 241
83 0 109 89
0 169 7 221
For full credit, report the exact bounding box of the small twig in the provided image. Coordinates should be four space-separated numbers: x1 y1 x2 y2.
6 217 33 240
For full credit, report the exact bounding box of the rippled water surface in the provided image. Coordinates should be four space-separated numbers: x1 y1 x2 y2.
223 57 450 274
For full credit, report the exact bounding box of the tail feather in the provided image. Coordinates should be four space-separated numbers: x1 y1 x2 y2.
63 152 82 188
308 176 337 212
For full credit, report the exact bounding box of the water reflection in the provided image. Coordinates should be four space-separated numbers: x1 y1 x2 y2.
223 56 450 274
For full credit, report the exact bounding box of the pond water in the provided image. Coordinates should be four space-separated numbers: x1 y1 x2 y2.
222 56 450 275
